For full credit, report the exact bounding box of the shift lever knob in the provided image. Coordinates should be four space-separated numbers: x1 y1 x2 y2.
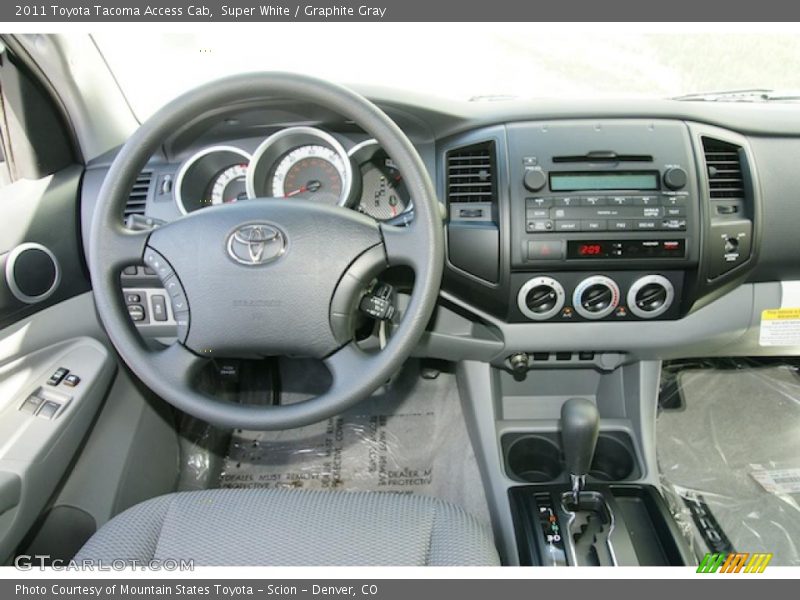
560 397 600 503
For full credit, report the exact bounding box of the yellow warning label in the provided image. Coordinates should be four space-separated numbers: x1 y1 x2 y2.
762 308 800 320
760 308 800 346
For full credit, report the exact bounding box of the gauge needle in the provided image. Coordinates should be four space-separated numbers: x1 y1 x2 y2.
285 180 322 197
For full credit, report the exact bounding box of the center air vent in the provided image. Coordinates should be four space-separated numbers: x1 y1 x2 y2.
124 171 153 218
446 142 496 203
702 138 744 199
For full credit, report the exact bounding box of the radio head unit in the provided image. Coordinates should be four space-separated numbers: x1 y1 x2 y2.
507 120 700 270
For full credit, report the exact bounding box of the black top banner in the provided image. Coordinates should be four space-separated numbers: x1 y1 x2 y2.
4 0 800 22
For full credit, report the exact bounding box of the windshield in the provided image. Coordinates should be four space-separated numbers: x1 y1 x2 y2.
93 27 800 120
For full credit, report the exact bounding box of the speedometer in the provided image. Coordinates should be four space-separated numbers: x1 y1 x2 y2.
246 126 353 206
271 145 346 205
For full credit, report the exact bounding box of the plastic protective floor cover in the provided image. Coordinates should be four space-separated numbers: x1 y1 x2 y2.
216 360 492 529
657 359 800 565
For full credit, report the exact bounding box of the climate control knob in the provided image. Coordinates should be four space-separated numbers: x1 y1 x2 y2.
573 275 620 320
627 275 675 319
518 276 566 321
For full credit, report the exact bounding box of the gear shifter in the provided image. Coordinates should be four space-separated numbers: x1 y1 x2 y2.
560 398 600 504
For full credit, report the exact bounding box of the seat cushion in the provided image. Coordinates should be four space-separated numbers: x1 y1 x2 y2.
74 488 500 566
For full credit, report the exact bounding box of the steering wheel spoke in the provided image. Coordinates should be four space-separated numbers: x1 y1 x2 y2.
381 221 431 271
103 226 150 272
155 342 209 387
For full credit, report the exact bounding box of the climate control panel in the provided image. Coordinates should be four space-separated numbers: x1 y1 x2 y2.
512 271 682 323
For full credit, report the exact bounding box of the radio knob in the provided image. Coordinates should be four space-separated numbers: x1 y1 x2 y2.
663 167 688 190
523 169 547 192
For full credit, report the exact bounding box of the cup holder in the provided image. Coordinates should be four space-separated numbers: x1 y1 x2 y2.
506 435 563 483
503 431 640 484
589 435 636 481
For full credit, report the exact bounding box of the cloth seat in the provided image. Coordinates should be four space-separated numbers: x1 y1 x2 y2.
75 488 500 566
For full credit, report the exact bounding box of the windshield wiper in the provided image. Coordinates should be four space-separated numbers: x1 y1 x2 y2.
674 88 800 102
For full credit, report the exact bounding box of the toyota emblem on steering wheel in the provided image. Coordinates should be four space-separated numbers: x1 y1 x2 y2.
226 223 286 266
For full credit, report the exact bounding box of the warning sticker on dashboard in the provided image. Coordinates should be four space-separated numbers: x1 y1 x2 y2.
759 308 800 346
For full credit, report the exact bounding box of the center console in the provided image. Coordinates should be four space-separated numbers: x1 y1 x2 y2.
442 119 759 327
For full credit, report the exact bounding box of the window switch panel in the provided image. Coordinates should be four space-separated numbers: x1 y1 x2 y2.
38 401 61 419
47 367 69 386
20 394 45 413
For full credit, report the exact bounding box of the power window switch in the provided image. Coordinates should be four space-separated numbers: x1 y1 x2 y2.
128 304 146 322
38 401 61 419
47 367 69 386
63 374 81 387
20 394 44 413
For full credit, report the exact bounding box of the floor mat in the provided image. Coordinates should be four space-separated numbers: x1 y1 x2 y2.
218 360 492 529
657 359 800 565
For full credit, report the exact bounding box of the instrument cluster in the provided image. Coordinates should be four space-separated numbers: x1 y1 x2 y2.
174 126 413 223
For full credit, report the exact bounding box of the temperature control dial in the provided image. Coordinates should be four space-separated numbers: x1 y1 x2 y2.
573 275 620 320
518 276 566 321
627 275 675 319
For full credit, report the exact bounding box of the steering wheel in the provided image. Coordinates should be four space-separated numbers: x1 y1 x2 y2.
88 73 444 430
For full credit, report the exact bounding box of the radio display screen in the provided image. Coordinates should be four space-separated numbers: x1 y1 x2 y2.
550 171 660 192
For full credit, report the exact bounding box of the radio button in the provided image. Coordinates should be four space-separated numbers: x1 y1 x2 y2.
527 220 554 232
609 196 632 206
526 197 553 209
581 220 607 231
641 206 663 218
661 219 687 231
633 195 661 206
527 208 549 219
636 220 658 230
665 206 687 217
555 221 580 232
610 220 632 230
581 196 606 207
554 197 580 207
662 195 688 207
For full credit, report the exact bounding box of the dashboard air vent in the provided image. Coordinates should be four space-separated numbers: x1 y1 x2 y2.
446 142 496 203
124 171 153 217
702 138 744 200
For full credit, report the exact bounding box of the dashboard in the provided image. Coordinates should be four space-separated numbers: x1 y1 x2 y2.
169 126 413 224
78 92 800 363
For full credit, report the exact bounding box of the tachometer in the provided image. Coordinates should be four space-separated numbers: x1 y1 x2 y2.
175 146 251 214
271 144 346 205
210 163 249 205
